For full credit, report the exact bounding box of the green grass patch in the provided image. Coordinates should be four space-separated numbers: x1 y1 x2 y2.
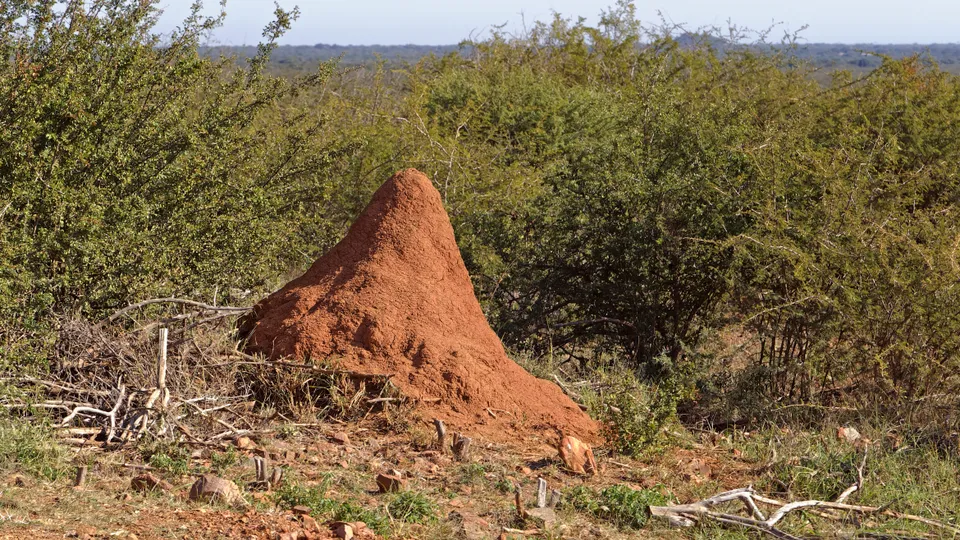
0 419 68 481
386 490 437 524
273 477 392 534
565 484 672 529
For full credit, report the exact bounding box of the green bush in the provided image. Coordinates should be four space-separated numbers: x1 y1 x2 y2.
581 362 691 456
565 484 671 529
0 0 346 366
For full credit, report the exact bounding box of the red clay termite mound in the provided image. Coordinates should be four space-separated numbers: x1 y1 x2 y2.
239 168 598 444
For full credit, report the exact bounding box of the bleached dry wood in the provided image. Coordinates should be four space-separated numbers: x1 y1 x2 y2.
514 484 527 520
650 484 960 538
452 432 472 461
549 489 561 509
536 477 547 508
108 297 249 321
73 465 87 487
59 383 126 442
433 418 446 453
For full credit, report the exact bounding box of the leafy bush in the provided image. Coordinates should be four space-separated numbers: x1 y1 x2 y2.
0 0 346 367
581 363 691 456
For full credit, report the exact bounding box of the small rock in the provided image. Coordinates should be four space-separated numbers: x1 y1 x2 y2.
838 426 862 444
292 505 312 515
519 466 532 475
558 435 597 475
527 506 558 526
330 432 350 445
130 473 174 493
188 474 244 506
235 436 256 450
300 514 321 533
331 522 354 540
12 476 25 487
375 472 404 493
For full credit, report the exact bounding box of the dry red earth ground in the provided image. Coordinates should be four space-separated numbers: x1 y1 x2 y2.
0 414 758 539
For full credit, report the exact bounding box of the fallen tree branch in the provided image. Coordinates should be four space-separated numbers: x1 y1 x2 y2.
108 297 249 321
650 484 960 537
59 383 126 443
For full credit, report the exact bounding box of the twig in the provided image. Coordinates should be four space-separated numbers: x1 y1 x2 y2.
59 383 126 443
108 297 249 321
835 448 868 504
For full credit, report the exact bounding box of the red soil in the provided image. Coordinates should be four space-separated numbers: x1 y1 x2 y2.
240 169 598 443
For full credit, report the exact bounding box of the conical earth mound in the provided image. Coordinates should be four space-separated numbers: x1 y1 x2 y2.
240 169 598 443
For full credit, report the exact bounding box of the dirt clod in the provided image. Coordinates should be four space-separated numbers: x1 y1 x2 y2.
240 168 598 444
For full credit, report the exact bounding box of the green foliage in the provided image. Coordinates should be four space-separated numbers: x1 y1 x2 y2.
273 477 391 534
565 484 671 529
210 447 238 473
146 446 190 476
4 0 960 438
581 362 691 456
454 462 487 485
741 426 960 533
0 0 346 367
0 419 67 480
386 490 438 524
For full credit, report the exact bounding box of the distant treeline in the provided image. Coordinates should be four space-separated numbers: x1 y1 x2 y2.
201 43 461 66
203 41 960 71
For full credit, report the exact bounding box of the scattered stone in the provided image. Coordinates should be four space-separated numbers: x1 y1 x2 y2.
375 472 404 493
519 466 532 475
558 435 597 475
235 436 256 450
838 426 862 444
330 432 350 445
450 511 492 540
300 514 321 533
331 521 364 540
527 506 558 527
130 473 174 493
292 505 311 516
188 474 243 506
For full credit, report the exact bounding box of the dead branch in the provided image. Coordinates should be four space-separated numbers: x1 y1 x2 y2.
108 297 249 321
59 383 126 442
433 418 446 453
650 484 960 537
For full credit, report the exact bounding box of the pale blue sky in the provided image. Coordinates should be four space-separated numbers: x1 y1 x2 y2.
154 0 960 45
